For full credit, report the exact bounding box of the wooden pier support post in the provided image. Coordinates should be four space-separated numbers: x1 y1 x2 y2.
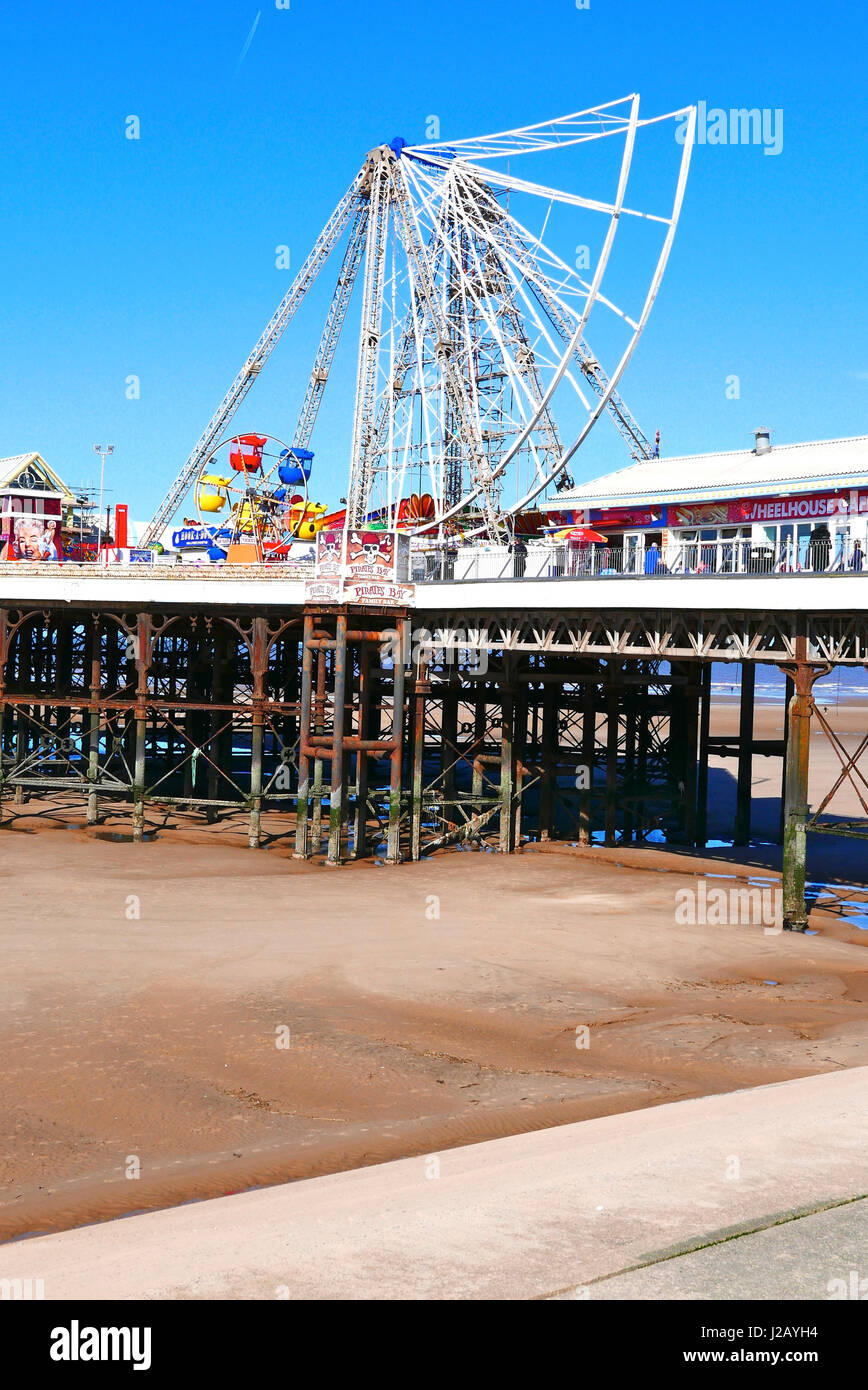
293 613 314 859
311 645 327 852
734 660 756 846
471 690 486 824
281 629 300 783
248 617 268 850
579 676 596 845
206 624 231 821
779 673 795 845
499 663 516 854
351 640 372 860
326 614 348 865
441 674 459 817
7 620 31 807
539 680 557 841
0 609 8 820
604 664 619 847
385 617 408 864
781 671 811 930
86 619 101 825
513 676 528 848
131 615 151 843
778 639 827 931
696 662 712 848
635 702 650 843
410 657 429 862
683 662 701 846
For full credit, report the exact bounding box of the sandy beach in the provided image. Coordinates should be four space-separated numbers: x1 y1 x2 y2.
1 693 866 1245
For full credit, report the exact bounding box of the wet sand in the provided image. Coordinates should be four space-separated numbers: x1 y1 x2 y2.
1 700 866 1244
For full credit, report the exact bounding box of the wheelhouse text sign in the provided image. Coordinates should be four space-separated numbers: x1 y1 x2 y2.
585 488 868 531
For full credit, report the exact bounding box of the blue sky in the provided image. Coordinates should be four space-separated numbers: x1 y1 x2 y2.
1 0 866 523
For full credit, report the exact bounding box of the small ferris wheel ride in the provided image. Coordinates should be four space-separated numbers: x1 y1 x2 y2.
193 433 326 560
142 96 696 550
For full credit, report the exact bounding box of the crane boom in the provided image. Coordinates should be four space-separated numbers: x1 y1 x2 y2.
347 153 392 528
141 172 366 547
291 202 368 451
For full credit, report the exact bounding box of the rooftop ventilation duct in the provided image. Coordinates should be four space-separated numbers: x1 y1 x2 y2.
753 427 771 455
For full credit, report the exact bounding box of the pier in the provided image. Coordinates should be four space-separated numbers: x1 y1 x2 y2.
2 566 866 930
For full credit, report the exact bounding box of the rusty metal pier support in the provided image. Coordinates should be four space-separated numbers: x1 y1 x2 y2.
778 638 831 930
292 606 410 866
3 597 866 904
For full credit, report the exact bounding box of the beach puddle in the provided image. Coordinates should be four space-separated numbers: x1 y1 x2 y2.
93 831 157 843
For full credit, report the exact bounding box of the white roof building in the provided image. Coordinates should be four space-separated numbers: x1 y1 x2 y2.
0 452 76 506
547 432 868 511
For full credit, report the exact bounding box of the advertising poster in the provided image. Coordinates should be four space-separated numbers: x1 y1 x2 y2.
4 516 62 561
304 577 343 604
315 528 345 578
345 529 395 578
311 529 413 605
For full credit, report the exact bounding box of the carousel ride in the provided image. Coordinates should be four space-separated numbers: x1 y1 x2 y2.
141 97 696 557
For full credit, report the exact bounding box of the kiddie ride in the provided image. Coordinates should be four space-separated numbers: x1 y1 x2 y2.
193 433 438 564
194 433 329 563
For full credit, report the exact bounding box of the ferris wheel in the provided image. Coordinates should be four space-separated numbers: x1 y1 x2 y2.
143 96 696 548
194 433 320 559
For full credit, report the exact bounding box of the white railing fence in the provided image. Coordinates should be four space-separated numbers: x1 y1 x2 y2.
416 539 867 582
1 539 865 584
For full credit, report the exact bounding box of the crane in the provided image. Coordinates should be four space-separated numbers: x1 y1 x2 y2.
140 173 366 548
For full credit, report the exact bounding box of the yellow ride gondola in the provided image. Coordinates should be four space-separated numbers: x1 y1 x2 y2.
286 500 328 541
198 474 232 513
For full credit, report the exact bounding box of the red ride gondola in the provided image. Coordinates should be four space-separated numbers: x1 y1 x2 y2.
229 434 267 474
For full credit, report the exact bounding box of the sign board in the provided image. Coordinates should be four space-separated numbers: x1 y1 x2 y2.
309 529 414 606
172 525 212 550
343 580 416 606
100 546 154 565
589 488 868 533
304 577 343 605
2 517 62 561
672 492 850 527
591 507 664 529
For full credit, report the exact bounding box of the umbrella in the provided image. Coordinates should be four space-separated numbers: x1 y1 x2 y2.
550 526 608 544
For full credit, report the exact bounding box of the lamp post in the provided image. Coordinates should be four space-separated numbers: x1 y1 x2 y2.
93 444 114 555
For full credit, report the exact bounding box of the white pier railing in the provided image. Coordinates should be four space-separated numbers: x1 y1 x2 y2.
0 540 866 585
414 540 867 582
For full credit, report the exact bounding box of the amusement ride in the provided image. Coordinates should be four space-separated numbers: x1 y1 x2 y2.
140 96 696 556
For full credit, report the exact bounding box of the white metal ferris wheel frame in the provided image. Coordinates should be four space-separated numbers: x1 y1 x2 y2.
142 96 696 548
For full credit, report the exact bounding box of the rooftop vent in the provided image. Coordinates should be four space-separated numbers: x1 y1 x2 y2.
753 427 771 456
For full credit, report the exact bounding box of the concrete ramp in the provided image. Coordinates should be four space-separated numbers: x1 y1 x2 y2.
2 1068 866 1301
